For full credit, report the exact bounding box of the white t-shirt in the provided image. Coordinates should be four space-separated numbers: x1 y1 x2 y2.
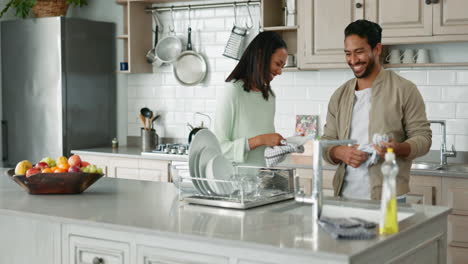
342 88 372 200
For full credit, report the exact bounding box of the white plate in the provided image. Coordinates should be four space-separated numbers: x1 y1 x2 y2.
189 129 222 158
189 146 206 195
198 147 221 195
206 154 235 195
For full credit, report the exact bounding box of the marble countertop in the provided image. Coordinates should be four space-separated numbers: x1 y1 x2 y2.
72 147 189 162
0 168 450 259
71 147 468 178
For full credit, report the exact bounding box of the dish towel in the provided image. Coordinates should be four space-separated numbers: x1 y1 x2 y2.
358 133 391 167
318 216 377 240
264 143 305 167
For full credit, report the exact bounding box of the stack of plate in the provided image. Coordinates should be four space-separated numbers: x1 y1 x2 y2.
188 129 234 196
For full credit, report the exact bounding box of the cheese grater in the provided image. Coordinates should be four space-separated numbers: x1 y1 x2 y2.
223 25 247 60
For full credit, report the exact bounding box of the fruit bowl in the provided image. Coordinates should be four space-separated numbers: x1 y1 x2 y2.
5 169 104 194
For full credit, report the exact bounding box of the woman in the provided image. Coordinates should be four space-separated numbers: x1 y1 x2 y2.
214 31 288 165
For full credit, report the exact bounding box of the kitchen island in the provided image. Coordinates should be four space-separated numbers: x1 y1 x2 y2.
0 168 450 264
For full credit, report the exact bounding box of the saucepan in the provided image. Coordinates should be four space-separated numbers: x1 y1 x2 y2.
155 7 183 64
146 12 164 66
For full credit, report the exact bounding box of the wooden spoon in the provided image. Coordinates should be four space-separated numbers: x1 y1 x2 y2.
139 114 147 130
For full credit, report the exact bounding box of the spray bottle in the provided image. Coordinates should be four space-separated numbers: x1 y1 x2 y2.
379 147 399 235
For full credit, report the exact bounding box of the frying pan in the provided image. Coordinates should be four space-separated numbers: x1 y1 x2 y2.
173 27 207 86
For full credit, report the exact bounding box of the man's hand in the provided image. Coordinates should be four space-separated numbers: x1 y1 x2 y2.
373 140 411 159
331 145 369 168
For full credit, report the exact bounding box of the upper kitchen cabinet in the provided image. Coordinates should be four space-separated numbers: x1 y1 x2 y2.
297 0 468 69
366 0 468 44
116 0 152 73
297 0 364 69
261 0 299 70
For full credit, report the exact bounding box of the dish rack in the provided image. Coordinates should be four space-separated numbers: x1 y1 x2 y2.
171 164 295 209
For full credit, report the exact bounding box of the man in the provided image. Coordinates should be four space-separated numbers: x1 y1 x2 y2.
321 20 432 200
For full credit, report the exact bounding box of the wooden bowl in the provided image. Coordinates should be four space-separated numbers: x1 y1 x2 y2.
5 169 103 194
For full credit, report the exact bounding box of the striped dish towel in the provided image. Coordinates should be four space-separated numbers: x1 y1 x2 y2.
264 143 305 167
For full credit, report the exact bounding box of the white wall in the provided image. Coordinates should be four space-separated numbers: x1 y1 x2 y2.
126 2 468 152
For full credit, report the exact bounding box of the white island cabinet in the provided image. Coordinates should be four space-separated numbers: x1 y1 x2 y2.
0 168 450 264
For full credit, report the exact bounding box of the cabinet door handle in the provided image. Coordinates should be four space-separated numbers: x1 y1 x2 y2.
425 0 432 4
1 120 8 162
355 2 363 8
431 0 439 3
92 257 104 264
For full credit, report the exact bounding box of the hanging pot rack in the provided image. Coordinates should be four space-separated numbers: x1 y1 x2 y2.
145 0 260 13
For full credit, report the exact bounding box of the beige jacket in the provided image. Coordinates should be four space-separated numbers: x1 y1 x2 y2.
322 68 432 200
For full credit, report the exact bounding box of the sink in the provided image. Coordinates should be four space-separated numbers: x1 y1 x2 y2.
444 164 468 173
411 162 468 173
277 203 414 223
411 162 442 171
322 204 414 223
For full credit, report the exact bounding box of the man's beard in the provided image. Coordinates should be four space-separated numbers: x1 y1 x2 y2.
352 57 375 79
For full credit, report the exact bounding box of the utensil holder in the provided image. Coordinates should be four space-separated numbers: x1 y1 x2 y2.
141 128 159 152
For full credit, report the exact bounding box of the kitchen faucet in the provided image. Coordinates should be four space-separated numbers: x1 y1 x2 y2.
429 120 456 166
295 139 356 220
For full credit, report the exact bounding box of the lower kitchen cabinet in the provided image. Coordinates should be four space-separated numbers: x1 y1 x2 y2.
441 176 468 263
68 235 130 264
77 154 170 182
296 168 334 196
137 245 229 264
449 246 468 264
408 174 442 205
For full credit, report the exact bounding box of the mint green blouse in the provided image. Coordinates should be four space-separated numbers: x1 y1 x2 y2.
213 80 276 165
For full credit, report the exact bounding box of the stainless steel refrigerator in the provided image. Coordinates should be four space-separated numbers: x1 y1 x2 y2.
1 17 116 167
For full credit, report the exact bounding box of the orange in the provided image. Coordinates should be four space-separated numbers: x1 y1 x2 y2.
57 163 70 171
54 168 67 173
42 168 53 173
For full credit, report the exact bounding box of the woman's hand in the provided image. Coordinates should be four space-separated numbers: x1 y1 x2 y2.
261 133 285 147
248 133 285 150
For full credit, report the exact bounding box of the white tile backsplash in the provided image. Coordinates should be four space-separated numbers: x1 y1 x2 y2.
397 71 427 85
457 71 468 84
456 103 468 118
126 4 468 151
426 103 456 119
427 70 456 85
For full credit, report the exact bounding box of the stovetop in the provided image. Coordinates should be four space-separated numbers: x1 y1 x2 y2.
151 143 189 156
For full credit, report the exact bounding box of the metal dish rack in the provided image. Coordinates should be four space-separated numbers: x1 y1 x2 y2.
171 164 295 209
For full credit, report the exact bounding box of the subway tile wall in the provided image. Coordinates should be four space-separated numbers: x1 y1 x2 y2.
127 3 468 151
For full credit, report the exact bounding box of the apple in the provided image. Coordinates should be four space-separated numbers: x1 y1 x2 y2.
97 168 103 174
34 162 49 171
40 157 56 168
68 155 81 167
80 161 90 167
26 168 41 177
15 160 33 175
88 165 97 173
68 166 81 173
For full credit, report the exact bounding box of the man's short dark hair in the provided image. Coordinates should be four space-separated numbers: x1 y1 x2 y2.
344 20 382 49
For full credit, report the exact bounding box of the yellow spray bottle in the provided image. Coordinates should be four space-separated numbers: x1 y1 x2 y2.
379 148 399 235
